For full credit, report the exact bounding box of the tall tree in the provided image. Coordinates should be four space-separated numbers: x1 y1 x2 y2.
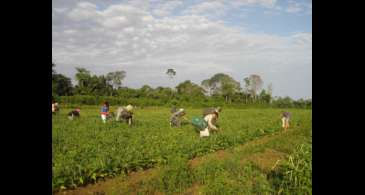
53 74 73 96
244 74 263 102
166 68 176 80
201 79 215 96
52 63 73 96
267 83 273 96
106 71 126 89
202 73 240 103
176 80 205 97
166 68 176 97
75 67 91 89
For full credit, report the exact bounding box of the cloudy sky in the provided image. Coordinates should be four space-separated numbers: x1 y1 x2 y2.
52 0 312 100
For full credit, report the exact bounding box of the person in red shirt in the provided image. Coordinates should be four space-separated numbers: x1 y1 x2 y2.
100 101 110 123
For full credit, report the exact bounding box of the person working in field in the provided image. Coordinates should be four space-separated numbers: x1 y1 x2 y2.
201 107 222 137
52 100 59 114
115 104 134 126
100 101 110 123
68 108 80 120
192 107 222 137
170 108 187 127
281 111 291 130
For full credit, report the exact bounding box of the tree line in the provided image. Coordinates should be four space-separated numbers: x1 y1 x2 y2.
52 63 311 108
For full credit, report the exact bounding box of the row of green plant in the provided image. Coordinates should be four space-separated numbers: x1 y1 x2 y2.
56 95 311 109
114 132 312 194
52 107 311 191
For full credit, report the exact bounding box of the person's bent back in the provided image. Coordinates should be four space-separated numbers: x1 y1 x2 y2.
200 107 222 137
170 108 186 127
116 105 134 125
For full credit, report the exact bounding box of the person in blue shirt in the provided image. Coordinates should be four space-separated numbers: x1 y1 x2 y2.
100 101 110 123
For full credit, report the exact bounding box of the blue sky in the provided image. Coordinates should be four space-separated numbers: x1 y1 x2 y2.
53 0 312 99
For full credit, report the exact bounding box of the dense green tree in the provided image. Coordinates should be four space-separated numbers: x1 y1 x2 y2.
52 63 73 97
74 67 113 96
259 89 271 104
176 80 205 97
201 73 240 103
53 74 73 96
106 71 126 89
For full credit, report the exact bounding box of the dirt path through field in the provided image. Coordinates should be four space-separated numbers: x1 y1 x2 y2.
54 130 293 195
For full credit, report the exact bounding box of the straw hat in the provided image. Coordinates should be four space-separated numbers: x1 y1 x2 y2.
125 104 134 112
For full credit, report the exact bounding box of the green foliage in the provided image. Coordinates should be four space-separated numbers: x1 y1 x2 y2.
52 63 74 97
52 67 309 108
52 107 311 191
193 160 274 195
106 71 126 89
59 95 311 109
176 80 205 97
74 72 113 96
270 143 312 195
201 73 241 102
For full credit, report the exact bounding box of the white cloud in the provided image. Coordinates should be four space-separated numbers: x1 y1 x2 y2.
151 0 183 17
286 0 312 14
53 0 311 99
286 5 301 13
67 2 99 21
231 0 277 8
184 1 226 16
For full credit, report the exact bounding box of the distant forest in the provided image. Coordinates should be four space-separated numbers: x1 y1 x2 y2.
52 63 311 108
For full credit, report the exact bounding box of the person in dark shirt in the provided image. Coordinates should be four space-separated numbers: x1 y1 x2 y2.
68 108 80 120
170 108 186 127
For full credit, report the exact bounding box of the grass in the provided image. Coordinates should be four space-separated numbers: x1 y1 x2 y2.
52 106 312 194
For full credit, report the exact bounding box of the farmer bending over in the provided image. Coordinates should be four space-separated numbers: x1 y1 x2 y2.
200 107 222 137
100 101 110 123
68 108 80 120
281 111 291 130
170 108 186 127
115 104 134 126
52 100 59 114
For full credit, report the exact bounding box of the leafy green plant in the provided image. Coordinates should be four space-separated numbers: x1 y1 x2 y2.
52 107 311 192
270 143 312 195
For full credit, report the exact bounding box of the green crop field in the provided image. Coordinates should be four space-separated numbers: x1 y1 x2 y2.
52 107 312 194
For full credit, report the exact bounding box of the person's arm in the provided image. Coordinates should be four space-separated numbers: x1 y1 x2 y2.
207 115 218 131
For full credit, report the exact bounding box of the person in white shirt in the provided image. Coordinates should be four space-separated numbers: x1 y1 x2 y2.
200 107 222 137
115 104 134 126
52 100 59 114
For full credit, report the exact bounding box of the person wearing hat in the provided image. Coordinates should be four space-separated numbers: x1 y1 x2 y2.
200 107 222 137
115 104 134 126
170 108 186 127
68 108 80 120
